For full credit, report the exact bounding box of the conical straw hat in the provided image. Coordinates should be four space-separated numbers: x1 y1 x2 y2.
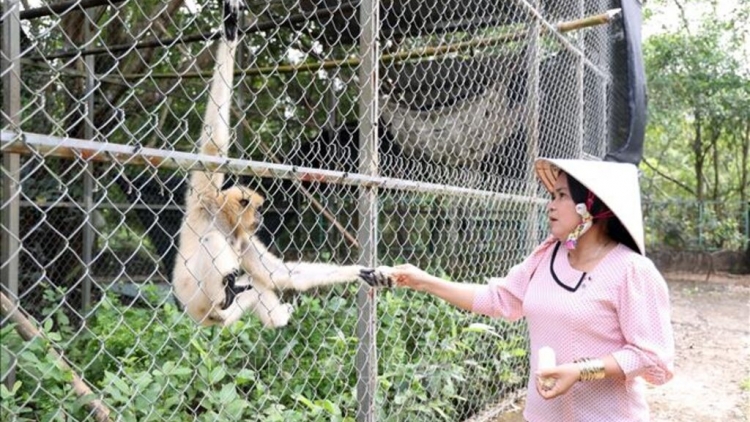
534 158 645 255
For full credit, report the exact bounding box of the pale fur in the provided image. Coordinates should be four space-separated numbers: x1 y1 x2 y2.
172 1 363 328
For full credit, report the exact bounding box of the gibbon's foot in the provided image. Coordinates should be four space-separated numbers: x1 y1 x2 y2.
266 304 294 328
223 0 243 41
221 269 253 309
359 268 394 288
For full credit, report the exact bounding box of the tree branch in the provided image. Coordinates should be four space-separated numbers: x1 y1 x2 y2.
672 0 693 36
642 158 696 196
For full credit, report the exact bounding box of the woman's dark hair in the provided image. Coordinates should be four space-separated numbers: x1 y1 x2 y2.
563 172 640 253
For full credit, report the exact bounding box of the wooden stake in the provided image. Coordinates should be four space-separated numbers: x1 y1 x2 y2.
0 292 113 422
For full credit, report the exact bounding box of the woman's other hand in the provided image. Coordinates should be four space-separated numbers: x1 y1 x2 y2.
535 363 580 400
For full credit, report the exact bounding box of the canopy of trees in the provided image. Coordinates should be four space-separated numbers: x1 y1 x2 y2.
641 0 749 252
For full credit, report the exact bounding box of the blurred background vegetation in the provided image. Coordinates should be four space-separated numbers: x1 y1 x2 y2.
641 0 749 260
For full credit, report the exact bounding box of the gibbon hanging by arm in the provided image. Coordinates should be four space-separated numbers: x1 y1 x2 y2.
172 0 367 328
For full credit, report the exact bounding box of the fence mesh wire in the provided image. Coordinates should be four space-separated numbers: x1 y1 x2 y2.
3 0 625 420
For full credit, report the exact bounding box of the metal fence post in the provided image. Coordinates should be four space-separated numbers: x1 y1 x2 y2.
575 0 585 155
1 0 22 389
525 1 542 247
82 8 97 314
356 0 380 419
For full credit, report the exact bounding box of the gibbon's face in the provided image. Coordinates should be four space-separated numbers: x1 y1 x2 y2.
546 172 581 242
222 186 265 234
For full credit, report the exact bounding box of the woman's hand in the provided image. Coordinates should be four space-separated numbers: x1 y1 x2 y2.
535 363 580 400
387 264 435 291
359 264 434 290
360 264 481 311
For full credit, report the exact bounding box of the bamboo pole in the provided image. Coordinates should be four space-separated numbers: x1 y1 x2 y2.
0 292 113 422
116 9 621 80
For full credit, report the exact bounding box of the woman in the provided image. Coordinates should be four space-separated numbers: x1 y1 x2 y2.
360 158 675 421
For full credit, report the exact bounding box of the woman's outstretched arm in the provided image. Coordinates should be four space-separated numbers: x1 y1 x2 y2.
368 264 486 312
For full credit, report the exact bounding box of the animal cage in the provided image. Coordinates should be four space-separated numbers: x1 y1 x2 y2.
1 0 646 420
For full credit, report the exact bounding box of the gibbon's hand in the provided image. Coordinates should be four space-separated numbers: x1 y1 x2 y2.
359 266 395 288
535 363 580 400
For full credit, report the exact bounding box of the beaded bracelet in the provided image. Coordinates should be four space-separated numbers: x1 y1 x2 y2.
574 357 606 381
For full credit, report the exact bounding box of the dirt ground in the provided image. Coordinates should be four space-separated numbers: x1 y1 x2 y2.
485 272 750 422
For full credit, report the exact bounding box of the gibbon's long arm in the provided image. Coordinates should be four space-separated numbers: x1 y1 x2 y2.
241 238 362 292
188 9 240 203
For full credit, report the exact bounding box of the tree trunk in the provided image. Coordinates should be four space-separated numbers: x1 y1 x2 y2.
692 111 705 202
710 123 720 202
741 120 749 206
742 121 749 265
708 121 722 221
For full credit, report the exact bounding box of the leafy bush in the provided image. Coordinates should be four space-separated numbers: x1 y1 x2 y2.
1 286 527 421
644 200 749 251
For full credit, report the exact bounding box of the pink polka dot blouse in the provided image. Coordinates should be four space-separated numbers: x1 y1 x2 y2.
473 236 675 421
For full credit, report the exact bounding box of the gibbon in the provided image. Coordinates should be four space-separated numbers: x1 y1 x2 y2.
172 0 365 328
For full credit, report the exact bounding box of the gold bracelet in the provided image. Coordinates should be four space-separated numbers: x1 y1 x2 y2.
574 358 606 381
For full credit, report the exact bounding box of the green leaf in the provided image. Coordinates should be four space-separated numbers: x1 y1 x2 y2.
106 371 132 396
216 383 237 403
190 338 207 357
172 366 193 377
429 402 451 420
0 384 12 400
235 368 256 385
209 366 226 384
134 373 153 391
225 399 248 417
294 394 318 411
319 399 340 415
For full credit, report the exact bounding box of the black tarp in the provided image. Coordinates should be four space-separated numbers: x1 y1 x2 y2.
605 0 647 165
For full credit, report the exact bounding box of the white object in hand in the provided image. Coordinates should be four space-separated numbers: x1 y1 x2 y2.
538 346 556 369
538 346 556 390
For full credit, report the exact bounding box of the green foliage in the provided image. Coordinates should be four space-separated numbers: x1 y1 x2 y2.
642 1 749 253
375 289 527 421
1 286 526 420
642 1 750 206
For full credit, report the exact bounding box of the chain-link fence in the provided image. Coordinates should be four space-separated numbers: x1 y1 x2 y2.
2 0 632 420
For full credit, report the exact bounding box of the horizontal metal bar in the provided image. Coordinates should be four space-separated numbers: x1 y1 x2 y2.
1 130 546 204
19 200 184 212
20 0 125 20
17 200 285 215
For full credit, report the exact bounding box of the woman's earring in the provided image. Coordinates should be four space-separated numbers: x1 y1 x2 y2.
565 203 593 250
